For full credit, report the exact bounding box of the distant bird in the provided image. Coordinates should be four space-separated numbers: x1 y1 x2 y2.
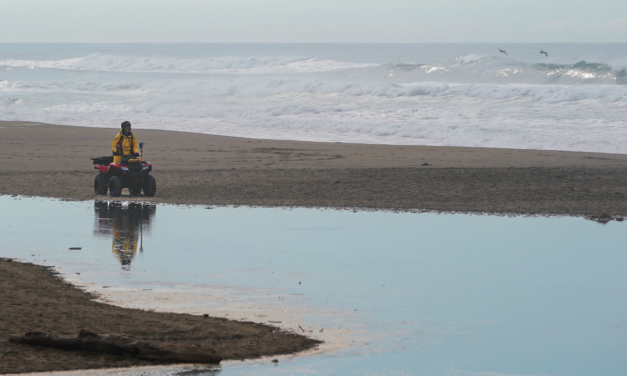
498 48 507 55
540 50 548 57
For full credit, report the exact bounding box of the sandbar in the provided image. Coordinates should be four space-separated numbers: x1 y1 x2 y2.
2 121 627 216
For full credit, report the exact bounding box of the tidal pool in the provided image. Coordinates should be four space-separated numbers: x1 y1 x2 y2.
1 196 626 376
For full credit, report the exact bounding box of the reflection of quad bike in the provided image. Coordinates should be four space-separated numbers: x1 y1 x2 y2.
92 142 156 197
94 201 156 270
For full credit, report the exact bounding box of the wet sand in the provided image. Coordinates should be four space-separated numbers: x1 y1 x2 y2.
0 258 319 374
2 121 627 215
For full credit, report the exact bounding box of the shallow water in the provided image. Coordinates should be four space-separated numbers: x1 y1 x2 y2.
1 196 626 375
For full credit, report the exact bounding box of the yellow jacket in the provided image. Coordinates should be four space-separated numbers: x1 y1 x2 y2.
112 131 139 164
112 230 139 268
111 218 139 269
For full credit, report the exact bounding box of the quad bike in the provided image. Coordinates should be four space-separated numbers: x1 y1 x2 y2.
92 142 156 197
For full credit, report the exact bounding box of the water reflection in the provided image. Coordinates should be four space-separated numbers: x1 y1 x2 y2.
94 201 156 270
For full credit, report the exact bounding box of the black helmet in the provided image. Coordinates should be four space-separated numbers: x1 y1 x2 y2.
121 121 131 130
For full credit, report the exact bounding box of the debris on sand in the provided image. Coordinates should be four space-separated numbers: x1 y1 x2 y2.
587 212 615 224
9 330 222 364
1 259 321 374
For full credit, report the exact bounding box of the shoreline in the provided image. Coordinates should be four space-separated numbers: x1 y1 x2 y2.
2 121 627 216
2 193 616 220
0 258 320 374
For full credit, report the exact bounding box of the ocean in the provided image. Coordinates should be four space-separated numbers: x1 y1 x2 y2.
1 43 626 153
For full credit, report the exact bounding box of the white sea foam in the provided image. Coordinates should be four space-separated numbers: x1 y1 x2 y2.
1 43 626 153
3 76 626 103
0 53 375 74
457 54 491 65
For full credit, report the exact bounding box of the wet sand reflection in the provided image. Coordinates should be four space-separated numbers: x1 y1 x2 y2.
94 201 156 270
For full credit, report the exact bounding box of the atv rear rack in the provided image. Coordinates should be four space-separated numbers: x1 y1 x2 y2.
91 156 114 165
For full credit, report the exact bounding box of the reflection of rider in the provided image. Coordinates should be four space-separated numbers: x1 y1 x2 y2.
111 215 139 269
94 202 155 270
112 121 139 164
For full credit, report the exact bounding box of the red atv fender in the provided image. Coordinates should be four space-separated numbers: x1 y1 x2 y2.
94 162 153 173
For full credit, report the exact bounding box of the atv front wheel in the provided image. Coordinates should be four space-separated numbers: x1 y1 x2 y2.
94 173 108 195
143 175 156 197
109 176 123 197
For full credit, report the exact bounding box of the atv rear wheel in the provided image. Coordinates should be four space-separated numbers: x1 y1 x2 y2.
94 173 108 195
109 176 123 197
143 175 156 197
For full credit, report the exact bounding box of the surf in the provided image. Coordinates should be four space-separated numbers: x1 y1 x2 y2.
1 43 626 153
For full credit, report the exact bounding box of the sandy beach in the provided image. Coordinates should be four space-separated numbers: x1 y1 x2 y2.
0 258 319 374
2 121 627 372
2 121 627 216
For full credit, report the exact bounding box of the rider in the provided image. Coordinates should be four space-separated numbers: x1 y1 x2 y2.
112 121 139 164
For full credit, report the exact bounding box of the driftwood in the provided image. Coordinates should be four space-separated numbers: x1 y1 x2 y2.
9 330 222 364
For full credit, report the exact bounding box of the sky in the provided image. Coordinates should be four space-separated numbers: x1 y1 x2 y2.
0 0 626 43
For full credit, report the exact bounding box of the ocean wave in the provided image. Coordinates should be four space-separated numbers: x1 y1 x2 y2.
2 44 627 154
2 52 626 86
3 96 626 154
0 80 20 89
152 80 627 102
0 53 374 74
373 58 627 85
4 76 625 103
534 61 612 73
456 54 492 65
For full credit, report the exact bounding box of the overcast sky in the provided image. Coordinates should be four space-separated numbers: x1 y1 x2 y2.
1 0 626 43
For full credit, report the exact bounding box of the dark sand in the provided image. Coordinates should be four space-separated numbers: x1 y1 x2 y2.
0 258 319 374
2 121 627 216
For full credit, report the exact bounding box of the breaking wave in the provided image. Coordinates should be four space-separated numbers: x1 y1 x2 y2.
375 57 627 85
1 52 625 84
0 53 374 74
3 77 626 103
